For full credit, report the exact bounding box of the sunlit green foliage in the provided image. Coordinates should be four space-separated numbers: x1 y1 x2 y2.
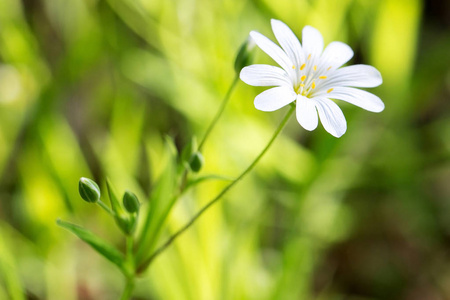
1 0 449 299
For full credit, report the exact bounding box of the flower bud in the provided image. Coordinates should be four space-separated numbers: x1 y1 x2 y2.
189 152 204 173
123 190 140 214
79 177 100 203
234 37 255 73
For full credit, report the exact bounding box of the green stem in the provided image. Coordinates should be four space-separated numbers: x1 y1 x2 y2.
198 75 239 152
126 236 134 263
121 236 135 299
138 105 295 272
120 277 135 300
97 200 115 216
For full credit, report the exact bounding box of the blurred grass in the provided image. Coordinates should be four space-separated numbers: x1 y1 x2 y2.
0 0 449 299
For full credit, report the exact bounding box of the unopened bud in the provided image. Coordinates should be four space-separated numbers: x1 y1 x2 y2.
79 177 100 203
123 190 140 214
189 152 204 173
234 37 255 73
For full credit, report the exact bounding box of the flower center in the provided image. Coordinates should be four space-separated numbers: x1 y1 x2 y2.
291 55 334 97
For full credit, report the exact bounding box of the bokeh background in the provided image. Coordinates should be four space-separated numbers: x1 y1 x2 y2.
1 0 449 299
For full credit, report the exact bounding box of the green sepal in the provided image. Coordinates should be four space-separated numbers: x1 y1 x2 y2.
106 179 134 235
56 219 127 274
234 37 255 73
180 136 197 166
106 179 122 214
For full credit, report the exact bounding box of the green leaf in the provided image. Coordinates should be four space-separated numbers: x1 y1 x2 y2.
135 136 178 266
56 219 126 274
106 178 123 215
106 179 134 235
0 230 25 300
185 174 233 190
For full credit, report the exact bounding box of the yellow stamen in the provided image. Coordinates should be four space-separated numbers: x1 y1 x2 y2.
312 82 316 89
300 63 306 70
327 66 332 71
319 76 327 79
327 88 333 93
313 65 317 71
307 54 311 60
300 75 306 81
292 65 296 69
300 84 305 87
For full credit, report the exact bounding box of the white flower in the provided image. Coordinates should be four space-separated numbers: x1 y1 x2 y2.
240 19 384 138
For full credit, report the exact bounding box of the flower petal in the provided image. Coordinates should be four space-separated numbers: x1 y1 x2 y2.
315 98 347 137
296 95 318 131
240 64 291 87
321 41 353 70
302 26 324 59
254 87 296 112
271 19 303 66
326 87 385 112
250 31 294 73
321 65 382 88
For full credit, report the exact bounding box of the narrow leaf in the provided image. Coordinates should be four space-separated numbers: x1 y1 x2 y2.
185 174 234 190
57 219 126 273
0 232 25 300
135 136 178 265
106 179 123 215
106 179 133 235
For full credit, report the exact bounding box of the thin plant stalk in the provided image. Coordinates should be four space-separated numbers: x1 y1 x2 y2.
198 75 239 152
120 278 135 300
97 200 114 216
121 235 136 299
138 104 295 272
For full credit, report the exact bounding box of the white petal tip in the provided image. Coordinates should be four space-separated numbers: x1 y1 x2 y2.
249 31 258 39
302 125 316 132
373 102 385 113
239 67 250 83
254 87 296 112
372 68 383 87
270 19 283 26
254 100 288 112
329 128 347 138
249 30 262 38
303 25 320 34
297 117 319 131
254 104 270 112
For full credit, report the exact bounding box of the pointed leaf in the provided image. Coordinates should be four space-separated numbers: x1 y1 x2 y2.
106 180 134 235
0 230 25 300
135 137 178 266
57 219 126 273
106 179 123 215
185 174 234 190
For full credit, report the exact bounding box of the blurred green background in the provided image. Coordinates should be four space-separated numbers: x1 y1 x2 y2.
1 0 450 299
